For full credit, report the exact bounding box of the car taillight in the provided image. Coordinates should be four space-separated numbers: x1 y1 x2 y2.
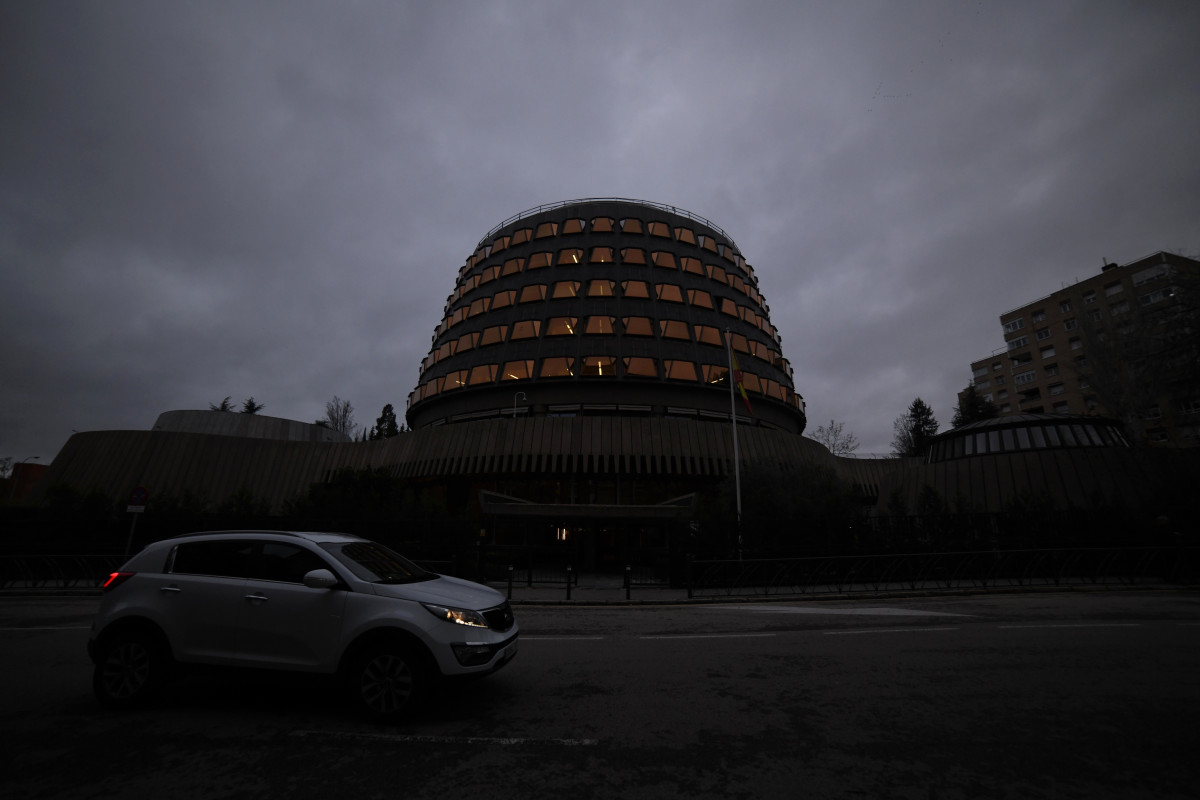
102 571 135 591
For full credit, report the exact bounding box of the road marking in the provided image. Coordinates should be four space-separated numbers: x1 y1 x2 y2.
998 623 1143 630
640 633 776 640
521 636 606 641
719 605 971 617
291 730 598 747
823 627 960 635
0 626 91 631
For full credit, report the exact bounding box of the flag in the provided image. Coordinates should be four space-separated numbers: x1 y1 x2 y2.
730 351 753 416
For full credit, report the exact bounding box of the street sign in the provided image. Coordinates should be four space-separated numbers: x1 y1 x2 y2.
127 486 149 513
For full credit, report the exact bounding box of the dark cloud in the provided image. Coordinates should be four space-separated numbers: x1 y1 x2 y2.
3 0 1198 461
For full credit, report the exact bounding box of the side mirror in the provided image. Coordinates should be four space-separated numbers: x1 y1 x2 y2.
302 568 339 589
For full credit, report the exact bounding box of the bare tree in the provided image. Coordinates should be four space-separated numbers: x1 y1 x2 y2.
324 396 358 437
811 419 860 456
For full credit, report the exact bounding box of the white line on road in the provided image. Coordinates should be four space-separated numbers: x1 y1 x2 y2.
718 605 972 617
823 627 960 635
997 623 1143 629
639 633 776 640
521 636 606 641
0 626 91 631
291 730 598 746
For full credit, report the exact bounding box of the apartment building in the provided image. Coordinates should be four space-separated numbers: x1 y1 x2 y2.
964 251 1200 447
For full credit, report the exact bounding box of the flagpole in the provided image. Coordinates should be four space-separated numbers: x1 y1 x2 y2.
724 329 743 560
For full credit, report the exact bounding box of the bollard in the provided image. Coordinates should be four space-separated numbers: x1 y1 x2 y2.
566 565 572 600
625 564 631 600
507 564 514 600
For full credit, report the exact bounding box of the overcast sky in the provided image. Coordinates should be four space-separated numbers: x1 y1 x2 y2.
3 0 1198 464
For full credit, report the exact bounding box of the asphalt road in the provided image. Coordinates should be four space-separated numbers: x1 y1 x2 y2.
2 591 1198 800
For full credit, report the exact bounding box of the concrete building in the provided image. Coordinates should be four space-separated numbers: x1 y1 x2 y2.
963 251 1200 447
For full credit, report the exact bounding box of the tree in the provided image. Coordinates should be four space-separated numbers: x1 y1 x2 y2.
369 404 401 440
891 397 939 457
811 419 860 456
324 396 357 437
952 384 998 427
209 397 236 412
240 397 265 414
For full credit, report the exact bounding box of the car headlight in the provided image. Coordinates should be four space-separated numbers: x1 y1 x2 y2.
421 603 489 628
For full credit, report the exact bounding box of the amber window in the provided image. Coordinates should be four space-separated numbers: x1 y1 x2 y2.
620 218 644 233
442 370 469 391
562 218 585 234
422 353 436 371
741 372 762 393
656 284 684 303
469 365 497 385
622 280 650 299
720 298 739 317
581 356 616 376
584 316 616 335
468 297 489 317
589 247 614 263
674 227 696 244
510 228 532 245
456 331 480 353
688 289 713 309
491 235 510 254
764 380 786 401
479 325 508 346
681 257 705 276
623 356 658 377
471 246 485 266
664 360 698 381
591 216 615 232
461 274 480 293
519 284 547 303
436 341 454 361
660 320 690 340
491 289 516 310
728 275 746 294
708 264 727 283
623 317 654 336
478 265 500 285
651 251 677 269
546 317 578 336
587 279 615 297
511 320 542 340
540 357 575 378
647 221 672 238
703 365 729 384
420 378 442 400
535 221 558 239
620 248 646 264
449 305 467 325
527 252 553 270
501 360 535 380
558 248 584 265
551 280 580 299
502 258 524 276
698 235 719 252
694 325 723 346
729 333 750 353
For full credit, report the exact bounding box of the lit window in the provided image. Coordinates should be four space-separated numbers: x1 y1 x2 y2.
688 289 714 309
729 333 750 353
620 248 646 264
587 279 615 297
478 265 500 285
540 357 575 378
501 360 535 380
660 320 690 340
623 356 658 377
622 317 653 336
518 284 546 303
551 280 580 299
561 218 585 234
741 372 762 393
728 275 746 294
456 332 479 352
502 258 524 276
545 317 578 336
442 370 469 391
469 365 497 385
720 244 739 263
510 228 532 245
491 290 516 309
581 356 616 376
681 257 705 276
694 325 723 346
534 222 558 239
584 316 615 334
491 235 510 254
708 265 727 284
651 251 677 269
591 217 614 232
674 228 696 244
468 297 490 317
436 341 454 361
622 280 650 299
589 247 613 263
647 221 672 238
527 252 553 269
557 248 584 265
620 218 644 233
420 378 442 400
480 325 507 346
664 360 698 381
698 235 719 253
656 284 684 303
721 298 739 317
510 320 541 340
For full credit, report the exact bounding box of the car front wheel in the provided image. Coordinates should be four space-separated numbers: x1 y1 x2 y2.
93 630 170 709
349 642 429 721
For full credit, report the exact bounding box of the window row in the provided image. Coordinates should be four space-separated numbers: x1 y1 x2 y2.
929 422 1127 462
451 251 762 307
468 218 747 272
414 358 794 401
423 318 784 370
437 281 777 340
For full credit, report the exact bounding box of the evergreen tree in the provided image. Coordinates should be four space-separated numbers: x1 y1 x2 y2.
891 397 939 457
209 396 236 412
240 397 265 414
369 404 401 440
952 384 997 427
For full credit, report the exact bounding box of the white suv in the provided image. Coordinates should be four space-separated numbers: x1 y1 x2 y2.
88 530 518 719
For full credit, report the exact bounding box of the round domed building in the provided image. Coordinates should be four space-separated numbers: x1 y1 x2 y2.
406 198 806 433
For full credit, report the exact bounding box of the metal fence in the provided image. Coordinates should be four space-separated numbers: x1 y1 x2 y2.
0 555 126 590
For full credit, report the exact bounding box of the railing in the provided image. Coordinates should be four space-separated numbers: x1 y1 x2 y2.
0 555 126 590
686 547 1197 598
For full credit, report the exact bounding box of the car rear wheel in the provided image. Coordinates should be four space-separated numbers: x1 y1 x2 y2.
349 642 428 721
93 630 169 709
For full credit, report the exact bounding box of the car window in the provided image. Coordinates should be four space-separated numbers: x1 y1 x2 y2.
321 541 435 584
170 540 256 578
251 542 334 583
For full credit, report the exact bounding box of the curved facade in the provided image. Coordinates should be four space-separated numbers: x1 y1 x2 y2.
406 199 806 434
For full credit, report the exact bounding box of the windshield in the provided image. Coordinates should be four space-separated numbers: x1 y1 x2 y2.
320 541 436 584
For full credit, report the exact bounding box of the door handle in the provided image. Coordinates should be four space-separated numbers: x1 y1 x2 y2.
159 585 181 593
244 593 269 603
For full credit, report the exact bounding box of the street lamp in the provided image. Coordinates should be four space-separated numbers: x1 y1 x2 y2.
7 456 39 504
513 392 527 420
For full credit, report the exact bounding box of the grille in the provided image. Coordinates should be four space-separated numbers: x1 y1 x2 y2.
484 602 515 632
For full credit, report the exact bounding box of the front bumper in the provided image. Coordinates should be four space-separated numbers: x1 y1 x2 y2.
451 632 519 670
